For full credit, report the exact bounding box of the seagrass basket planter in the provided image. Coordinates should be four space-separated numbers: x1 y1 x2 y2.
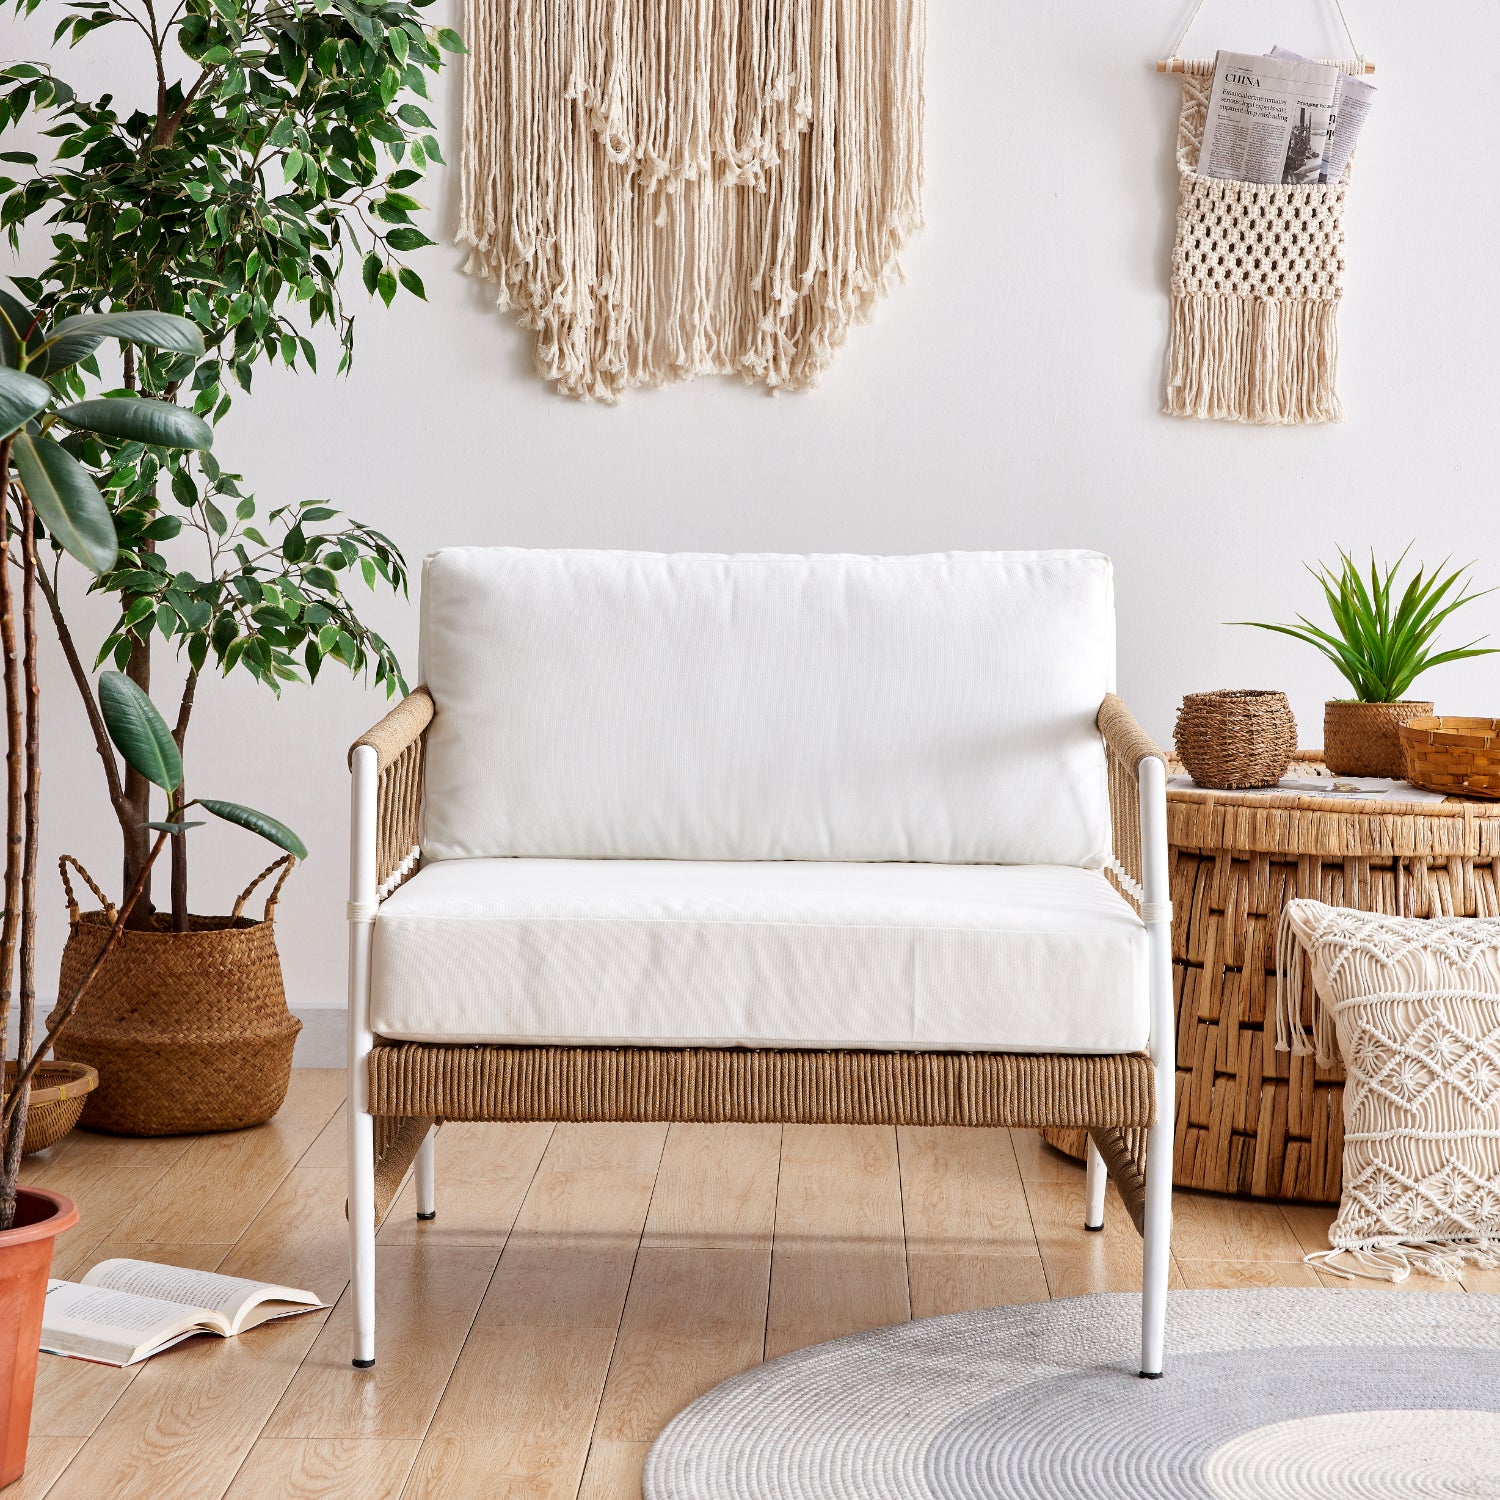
1323 699 1432 778
1173 689 1297 789
1044 757 1500 1202
49 856 300 1137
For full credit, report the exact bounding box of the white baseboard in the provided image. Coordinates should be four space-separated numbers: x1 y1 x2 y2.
8 1003 348 1071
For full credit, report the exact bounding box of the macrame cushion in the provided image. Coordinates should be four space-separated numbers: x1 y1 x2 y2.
1280 900 1500 1280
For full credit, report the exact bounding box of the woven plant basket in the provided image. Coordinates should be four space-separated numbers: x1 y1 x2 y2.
49 856 300 1137
1044 757 1500 1202
2 1061 98 1156
1174 689 1297 790
1323 699 1433 778
1400 716 1500 801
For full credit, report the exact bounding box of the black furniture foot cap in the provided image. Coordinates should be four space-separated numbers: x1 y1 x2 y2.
417 1211 437 1221
1084 1222 1104 1232
1139 1369 1163 1380
353 1357 375 1369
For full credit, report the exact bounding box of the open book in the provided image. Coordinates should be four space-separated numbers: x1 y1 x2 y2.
42 1260 323 1367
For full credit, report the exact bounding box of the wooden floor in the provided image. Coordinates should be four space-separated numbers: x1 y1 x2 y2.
16 1069 1497 1499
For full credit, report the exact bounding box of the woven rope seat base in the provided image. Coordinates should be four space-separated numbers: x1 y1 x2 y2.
367 1042 1155 1223
1044 756 1500 1203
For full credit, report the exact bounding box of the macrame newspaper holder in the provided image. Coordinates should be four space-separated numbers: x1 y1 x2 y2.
1159 1 1371 424
458 0 926 402
1277 900 1500 1283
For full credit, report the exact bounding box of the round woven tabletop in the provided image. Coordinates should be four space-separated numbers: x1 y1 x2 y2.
1043 753 1500 1203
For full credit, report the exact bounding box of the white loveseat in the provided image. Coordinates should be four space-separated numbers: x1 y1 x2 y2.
346 549 1174 1373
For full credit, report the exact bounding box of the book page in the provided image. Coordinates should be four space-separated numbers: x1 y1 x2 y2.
82 1259 322 1333
41 1280 224 1367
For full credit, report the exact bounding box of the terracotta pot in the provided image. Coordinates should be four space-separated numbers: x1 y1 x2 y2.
0 1187 78 1487
1323 700 1434 778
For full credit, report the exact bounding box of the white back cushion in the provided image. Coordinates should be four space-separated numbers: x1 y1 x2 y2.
419 548 1115 866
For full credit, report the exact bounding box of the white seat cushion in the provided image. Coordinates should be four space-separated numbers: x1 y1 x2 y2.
370 860 1148 1053
418 548 1116 867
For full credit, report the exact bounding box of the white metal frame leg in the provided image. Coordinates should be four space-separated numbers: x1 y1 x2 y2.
1138 755 1175 1379
348 745 378 1370
415 1126 437 1220
1083 1137 1107 1231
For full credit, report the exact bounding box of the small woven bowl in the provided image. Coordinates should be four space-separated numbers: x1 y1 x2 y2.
3 1060 99 1156
1174 689 1298 790
1399 716 1500 800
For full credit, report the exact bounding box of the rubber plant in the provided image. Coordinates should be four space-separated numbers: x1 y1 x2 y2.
0 0 460 925
0 303 300 1229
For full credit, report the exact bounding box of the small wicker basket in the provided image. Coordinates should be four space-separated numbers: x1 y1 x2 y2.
3 1060 98 1155
1400 716 1500 800
1173 689 1297 790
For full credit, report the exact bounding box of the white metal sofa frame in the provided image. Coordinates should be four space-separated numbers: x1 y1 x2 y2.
345 690 1175 1376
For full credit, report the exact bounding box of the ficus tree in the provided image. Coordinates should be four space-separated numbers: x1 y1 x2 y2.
0 0 457 922
0 304 301 1230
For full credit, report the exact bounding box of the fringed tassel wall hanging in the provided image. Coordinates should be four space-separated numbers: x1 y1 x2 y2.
1158 1 1373 424
458 0 926 402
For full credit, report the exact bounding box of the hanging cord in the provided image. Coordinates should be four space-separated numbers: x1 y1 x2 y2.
1164 0 1364 65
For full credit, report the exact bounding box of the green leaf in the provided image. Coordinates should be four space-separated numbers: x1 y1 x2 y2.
0 365 52 438
362 252 381 296
386 227 434 252
145 820 205 833
55 397 213 451
42 310 205 358
98 670 182 793
197 798 307 859
434 26 467 52
11 431 117 572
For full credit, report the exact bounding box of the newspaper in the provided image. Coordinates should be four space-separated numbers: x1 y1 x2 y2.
1196 50 1342 185
1270 47 1377 183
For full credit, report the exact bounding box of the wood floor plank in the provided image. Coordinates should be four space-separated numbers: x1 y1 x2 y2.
298 1104 348 1170
266 1246 499 1440
43 1315 324 1500
766 1124 909 1360
899 1126 1048 1318
110 1071 345 1244
1011 1129 1186 1297
22 1131 195 1247
379 1122 553 1248
1171 1189 1307 1263
405 1123 668 1498
224 1438 419 1500
218 1167 349 1309
403 1326 619 1500
578 1438 650 1500
641 1124 780 1251
1177 1258 1323 1289
594 1246 769 1442
4 1435 85 1500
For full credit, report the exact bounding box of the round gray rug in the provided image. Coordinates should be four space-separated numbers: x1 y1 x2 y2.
644 1291 1500 1498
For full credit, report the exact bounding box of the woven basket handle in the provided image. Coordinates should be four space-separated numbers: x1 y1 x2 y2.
232 854 297 923
59 855 117 927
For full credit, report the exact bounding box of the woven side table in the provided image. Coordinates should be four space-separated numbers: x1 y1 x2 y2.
1044 758 1500 1202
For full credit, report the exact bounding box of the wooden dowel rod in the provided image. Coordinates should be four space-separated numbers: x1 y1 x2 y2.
1155 57 1375 74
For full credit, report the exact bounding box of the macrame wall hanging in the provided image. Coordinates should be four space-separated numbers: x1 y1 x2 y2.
1158 1 1374 425
458 0 926 402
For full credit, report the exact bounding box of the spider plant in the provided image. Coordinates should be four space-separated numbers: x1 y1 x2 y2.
1233 548 1498 703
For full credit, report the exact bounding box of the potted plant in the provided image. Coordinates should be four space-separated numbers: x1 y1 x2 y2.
0 303 298 1487
0 0 461 1129
1235 549 1498 777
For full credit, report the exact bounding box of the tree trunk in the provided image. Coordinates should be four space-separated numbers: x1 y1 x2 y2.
1 499 41 1204
0 481 21 1229
170 669 198 932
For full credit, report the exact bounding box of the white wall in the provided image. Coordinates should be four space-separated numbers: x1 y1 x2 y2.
6 1 1500 1013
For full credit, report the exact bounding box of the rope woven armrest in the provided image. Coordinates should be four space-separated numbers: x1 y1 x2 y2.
349 687 435 773
1098 694 1164 775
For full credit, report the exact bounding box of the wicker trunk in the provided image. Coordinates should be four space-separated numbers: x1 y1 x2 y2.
49 857 300 1137
1044 760 1500 1202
